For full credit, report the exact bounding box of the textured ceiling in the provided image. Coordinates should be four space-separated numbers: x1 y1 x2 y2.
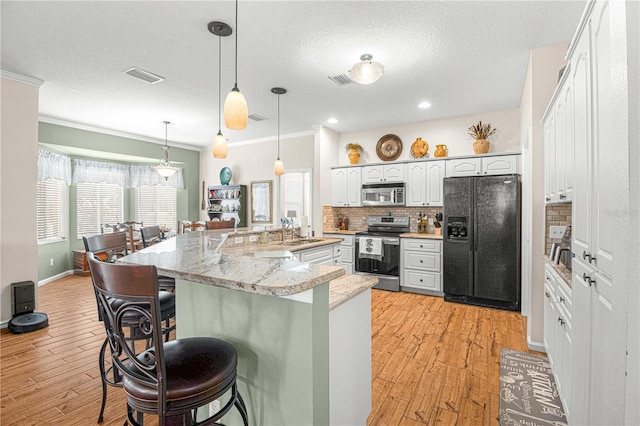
1 1 586 150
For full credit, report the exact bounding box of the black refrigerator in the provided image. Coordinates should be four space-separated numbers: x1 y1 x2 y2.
443 175 521 311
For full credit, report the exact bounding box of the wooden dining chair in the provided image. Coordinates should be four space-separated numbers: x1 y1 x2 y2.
83 232 176 423
180 221 206 233
205 218 236 230
87 255 248 426
140 225 176 292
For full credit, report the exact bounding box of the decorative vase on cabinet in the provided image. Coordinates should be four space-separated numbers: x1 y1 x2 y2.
472 139 490 154
434 144 448 157
348 149 361 165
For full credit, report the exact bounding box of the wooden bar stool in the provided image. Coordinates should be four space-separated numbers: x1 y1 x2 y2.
87 255 248 426
83 232 176 423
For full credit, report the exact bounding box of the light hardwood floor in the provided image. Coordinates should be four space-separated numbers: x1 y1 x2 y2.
1 274 536 425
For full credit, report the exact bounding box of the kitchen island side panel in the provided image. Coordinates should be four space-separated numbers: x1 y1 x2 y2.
176 279 330 426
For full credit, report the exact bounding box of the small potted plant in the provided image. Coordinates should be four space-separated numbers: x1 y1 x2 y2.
468 120 496 154
345 143 364 165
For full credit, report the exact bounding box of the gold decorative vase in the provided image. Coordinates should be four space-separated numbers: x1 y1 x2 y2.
434 144 448 157
473 139 490 154
348 149 361 165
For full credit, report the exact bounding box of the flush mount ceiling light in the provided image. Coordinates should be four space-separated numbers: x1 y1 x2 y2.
224 0 248 130
348 54 384 85
272 87 287 176
418 101 432 109
327 118 338 124
209 21 232 159
155 121 179 180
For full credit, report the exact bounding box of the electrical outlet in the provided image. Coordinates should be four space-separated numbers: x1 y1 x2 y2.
209 400 221 417
249 235 258 242
549 225 567 239
49 258 54 266
234 237 243 244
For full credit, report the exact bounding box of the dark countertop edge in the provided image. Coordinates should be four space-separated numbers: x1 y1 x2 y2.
399 233 443 239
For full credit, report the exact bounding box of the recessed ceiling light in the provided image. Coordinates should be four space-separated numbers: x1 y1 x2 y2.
327 118 338 124
418 101 432 109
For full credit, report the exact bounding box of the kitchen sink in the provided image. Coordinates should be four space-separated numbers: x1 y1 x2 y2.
284 238 325 246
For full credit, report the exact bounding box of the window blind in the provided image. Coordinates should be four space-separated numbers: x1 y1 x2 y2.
37 179 66 243
77 182 123 238
135 185 177 229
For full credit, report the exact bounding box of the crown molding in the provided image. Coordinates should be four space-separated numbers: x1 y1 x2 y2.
1 70 44 87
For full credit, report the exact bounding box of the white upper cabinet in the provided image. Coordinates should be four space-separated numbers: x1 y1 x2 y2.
446 155 519 177
362 164 405 184
481 156 519 175
331 167 361 207
406 161 444 207
446 158 480 177
543 65 574 204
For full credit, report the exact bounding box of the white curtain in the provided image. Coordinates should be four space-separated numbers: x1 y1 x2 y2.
129 165 184 189
73 159 130 187
37 150 71 184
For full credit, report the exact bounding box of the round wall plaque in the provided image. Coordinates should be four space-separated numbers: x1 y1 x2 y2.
376 134 403 161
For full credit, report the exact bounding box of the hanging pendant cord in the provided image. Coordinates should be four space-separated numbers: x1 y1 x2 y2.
218 31 222 131
277 94 280 158
234 0 238 85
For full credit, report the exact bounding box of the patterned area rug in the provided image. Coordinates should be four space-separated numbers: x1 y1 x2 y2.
499 348 567 426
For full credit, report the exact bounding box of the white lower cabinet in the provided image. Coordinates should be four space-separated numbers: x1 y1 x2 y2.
543 262 572 422
323 234 354 274
294 244 338 266
400 238 442 294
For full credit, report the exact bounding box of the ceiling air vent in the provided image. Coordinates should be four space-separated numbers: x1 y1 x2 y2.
328 74 354 86
248 113 268 122
123 67 165 84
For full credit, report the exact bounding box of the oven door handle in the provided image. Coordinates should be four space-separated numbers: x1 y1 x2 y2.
381 238 399 245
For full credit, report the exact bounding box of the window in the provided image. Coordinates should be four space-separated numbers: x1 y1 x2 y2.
37 179 66 244
77 182 124 238
135 185 177 228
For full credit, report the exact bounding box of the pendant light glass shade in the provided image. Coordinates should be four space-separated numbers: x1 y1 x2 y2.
212 131 227 158
274 158 284 176
155 121 179 180
349 54 384 85
224 86 248 130
224 0 248 130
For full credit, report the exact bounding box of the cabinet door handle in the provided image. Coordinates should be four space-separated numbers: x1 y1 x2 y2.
545 291 550 298
419 279 423 283
583 251 597 263
546 197 551 202
582 273 595 287
558 317 565 326
559 194 567 200
419 260 424 263
559 296 565 303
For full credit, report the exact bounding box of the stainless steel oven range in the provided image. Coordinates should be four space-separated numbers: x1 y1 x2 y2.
355 216 410 292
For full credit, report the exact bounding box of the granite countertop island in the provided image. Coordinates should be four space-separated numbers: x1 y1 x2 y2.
119 230 346 296
119 229 376 426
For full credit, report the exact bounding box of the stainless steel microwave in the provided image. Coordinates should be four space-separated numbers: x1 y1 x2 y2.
362 183 405 206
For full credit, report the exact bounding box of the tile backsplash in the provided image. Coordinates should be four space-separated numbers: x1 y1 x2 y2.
545 204 572 255
322 205 442 233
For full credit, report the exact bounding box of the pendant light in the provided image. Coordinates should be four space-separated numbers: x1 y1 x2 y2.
208 21 232 158
272 87 286 176
224 0 248 130
155 121 179 180
349 54 385 85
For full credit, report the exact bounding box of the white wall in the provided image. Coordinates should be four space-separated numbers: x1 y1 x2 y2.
520 43 570 350
1 73 42 324
200 133 314 227
337 108 521 165
314 126 339 233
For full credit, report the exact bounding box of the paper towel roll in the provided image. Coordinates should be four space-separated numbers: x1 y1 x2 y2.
299 216 309 237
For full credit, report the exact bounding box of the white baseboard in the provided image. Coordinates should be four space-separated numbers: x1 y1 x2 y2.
38 270 74 287
527 338 546 353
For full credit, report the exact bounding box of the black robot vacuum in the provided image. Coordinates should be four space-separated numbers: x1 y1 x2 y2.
8 281 49 334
